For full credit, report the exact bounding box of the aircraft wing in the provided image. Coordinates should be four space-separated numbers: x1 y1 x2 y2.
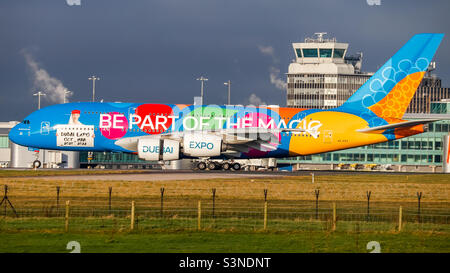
115 127 305 152
356 119 441 133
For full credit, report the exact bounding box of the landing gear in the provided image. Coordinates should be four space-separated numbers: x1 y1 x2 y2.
207 162 218 170
32 160 41 169
197 161 207 170
231 162 241 171
195 160 241 171
222 162 231 170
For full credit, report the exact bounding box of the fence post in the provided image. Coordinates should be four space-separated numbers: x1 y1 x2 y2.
212 188 216 219
331 202 337 231
2 185 6 217
108 187 112 215
1 185 18 217
398 206 403 232
197 200 202 231
366 191 371 222
160 187 165 218
417 192 422 223
315 189 320 220
130 201 135 230
311 172 315 184
56 186 60 212
65 200 70 232
264 201 268 230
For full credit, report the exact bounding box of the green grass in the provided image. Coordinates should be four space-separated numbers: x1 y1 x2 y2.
1 217 449 233
0 217 449 253
0 231 448 253
0 170 448 253
0 169 149 178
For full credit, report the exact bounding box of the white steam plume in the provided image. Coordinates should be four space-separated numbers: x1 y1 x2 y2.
248 93 266 106
258 45 287 91
269 67 287 90
22 50 73 103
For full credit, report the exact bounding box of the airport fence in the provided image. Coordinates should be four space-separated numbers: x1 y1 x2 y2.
1 197 449 233
0 181 449 233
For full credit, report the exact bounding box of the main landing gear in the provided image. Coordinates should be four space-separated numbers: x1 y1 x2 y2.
196 161 241 171
32 160 41 169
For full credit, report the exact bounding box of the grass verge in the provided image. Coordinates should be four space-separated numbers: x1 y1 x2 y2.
0 230 448 253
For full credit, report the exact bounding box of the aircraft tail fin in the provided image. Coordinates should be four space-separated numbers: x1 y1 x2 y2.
340 33 444 119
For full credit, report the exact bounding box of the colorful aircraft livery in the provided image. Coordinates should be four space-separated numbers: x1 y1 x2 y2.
8 34 445 167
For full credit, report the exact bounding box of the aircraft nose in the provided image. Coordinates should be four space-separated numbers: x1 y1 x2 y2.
8 123 23 146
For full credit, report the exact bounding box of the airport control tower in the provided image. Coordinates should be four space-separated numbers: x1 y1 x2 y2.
287 32 371 109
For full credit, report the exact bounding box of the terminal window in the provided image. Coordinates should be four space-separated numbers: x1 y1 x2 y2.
302 48 318 57
0 136 9 148
333 49 345 58
319 49 332 58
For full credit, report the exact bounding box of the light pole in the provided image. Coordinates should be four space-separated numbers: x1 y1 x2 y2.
88 75 100 102
63 90 71 104
196 76 208 105
33 91 46 110
224 80 231 105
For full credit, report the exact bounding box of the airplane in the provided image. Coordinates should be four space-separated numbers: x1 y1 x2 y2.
8 33 445 171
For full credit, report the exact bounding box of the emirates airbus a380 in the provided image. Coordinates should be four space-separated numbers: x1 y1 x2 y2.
9 33 445 170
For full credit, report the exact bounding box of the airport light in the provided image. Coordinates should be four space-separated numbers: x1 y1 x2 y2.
88 75 100 102
224 80 231 105
33 91 46 110
196 76 208 105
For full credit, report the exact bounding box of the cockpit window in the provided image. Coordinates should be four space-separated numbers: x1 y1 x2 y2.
22 120 30 124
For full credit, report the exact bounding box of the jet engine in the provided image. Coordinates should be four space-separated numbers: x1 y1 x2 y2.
137 138 180 161
182 134 223 157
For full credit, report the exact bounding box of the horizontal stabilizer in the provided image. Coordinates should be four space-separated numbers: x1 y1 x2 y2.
356 119 441 133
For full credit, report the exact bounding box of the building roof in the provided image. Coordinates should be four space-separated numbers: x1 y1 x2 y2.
0 121 19 129
403 113 450 119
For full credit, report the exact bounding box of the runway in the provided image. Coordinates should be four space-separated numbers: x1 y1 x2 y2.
41 171 281 181
22 169 420 181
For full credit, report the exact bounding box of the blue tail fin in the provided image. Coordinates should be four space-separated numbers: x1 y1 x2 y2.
340 33 444 119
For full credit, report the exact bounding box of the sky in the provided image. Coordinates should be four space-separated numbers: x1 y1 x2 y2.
1 0 449 121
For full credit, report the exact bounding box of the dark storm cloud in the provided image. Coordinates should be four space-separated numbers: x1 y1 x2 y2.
0 0 449 121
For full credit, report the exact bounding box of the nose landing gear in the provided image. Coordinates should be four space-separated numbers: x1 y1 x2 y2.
32 160 41 169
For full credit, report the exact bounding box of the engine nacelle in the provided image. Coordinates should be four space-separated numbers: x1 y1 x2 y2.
137 138 180 161
183 134 222 157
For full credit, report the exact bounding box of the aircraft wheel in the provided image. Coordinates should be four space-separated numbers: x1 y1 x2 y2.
197 162 207 170
222 162 231 170
232 162 241 171
32 160 41 169
207 162 217 170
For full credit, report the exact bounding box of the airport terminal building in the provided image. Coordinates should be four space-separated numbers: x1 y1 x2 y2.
287 33 450 111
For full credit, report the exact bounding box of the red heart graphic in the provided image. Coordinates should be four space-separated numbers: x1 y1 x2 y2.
135 104 174 135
